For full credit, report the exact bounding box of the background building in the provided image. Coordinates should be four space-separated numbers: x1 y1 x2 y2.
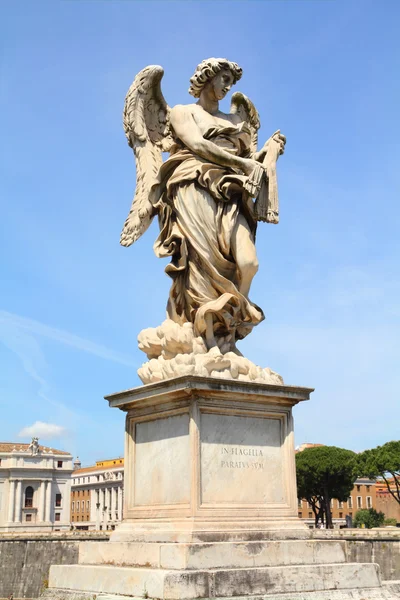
0 439 73 532
297 477 376 528
71 457 123 530
376 480 400 524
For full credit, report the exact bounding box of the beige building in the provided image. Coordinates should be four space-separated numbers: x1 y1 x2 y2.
0 439 73 532
71 457 123 530
298 478 376 528
376 480 400 524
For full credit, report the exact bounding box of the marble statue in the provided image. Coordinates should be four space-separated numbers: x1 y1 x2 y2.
27 437 40 455
121 58 286 385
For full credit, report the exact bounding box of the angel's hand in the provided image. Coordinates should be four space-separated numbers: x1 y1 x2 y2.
241 158 263 176
262 130 286 159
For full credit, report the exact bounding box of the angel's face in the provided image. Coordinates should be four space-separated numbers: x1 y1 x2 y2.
211 69 235 101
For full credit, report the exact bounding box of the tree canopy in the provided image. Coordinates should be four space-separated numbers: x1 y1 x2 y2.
296 445 358 528
358 441 400 505
354 508 385 529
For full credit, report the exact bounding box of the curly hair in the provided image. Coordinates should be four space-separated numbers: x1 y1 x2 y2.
188 58 242 98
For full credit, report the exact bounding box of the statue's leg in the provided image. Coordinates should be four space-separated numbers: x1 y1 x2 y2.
205 313 218 350
231 213 259 298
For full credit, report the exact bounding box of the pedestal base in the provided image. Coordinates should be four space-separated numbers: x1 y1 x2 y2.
46 377 389 598
47 539 385 599
108 376 312 542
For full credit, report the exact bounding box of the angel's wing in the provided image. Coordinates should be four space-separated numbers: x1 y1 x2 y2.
120 65 174 247
230 91 260 157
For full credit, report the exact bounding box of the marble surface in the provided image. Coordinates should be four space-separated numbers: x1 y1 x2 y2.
134 414 190 506
200 413 284 505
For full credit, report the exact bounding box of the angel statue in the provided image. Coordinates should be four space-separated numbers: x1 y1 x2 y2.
121 58 286 385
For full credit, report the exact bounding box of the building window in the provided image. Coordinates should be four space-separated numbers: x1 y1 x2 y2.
357 496 362 508
366 485 370 492
338 501 343 509
24 486 34 508
298 499 302 508
76 516 79 521
57 461 63 468
76 501 80 511
77 490 80 497
55 513 61 522
348 497 353 508
357 485 361 492
367 496 372 509
298 512 302 518
308 512 313 519
71 515 74 521
71 501 75 511
87 500 90 510
55 493 62 507
26 514 32 522
339 512 343 518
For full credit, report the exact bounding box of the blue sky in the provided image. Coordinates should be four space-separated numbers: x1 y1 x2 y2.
1 0 399 465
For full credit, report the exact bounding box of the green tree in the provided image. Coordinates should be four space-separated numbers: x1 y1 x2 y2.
358 441 400 506
384 517 398 527
296 446 358 529
354 508 385 529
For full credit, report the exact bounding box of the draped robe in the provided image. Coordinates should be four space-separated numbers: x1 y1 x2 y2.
150 121 265 342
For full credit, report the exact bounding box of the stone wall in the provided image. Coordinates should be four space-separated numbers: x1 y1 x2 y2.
312 528 400 581
0 533 108 599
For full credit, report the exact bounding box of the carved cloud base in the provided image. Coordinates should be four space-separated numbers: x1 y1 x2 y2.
137 319 283 385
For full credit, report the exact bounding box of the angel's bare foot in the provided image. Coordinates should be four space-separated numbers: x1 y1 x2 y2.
230 345 244 357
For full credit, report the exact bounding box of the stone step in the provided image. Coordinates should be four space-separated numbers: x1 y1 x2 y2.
78 539 347 569
97 589 400 600
49 562 381 599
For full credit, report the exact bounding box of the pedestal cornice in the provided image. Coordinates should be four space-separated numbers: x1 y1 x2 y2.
104 375 314 412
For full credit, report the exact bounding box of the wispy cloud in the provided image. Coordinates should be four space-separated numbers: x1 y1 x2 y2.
18 421 68 440
0 310 135 367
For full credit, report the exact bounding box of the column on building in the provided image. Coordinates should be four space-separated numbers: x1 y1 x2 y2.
7 480 16 523
45 479 52 522
111 486 116 522
117 485 123 521
39 481 47 521
102 488 108 529
14 480 22 523
95 488 101 530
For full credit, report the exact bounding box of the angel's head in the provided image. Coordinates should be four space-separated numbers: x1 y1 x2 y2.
189 58 242 101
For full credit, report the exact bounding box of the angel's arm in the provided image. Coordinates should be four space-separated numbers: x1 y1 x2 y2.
170 105 255 175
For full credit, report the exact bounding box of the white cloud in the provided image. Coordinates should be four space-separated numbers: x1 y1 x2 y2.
18 421 68 440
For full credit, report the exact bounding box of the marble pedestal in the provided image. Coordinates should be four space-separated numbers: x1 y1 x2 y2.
47 377 388 599
108 376 311 542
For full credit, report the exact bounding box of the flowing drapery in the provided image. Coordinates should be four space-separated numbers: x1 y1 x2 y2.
150 122 264 341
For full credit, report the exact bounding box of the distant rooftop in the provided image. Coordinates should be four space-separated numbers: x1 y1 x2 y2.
0 442 71 456
73 458 124 474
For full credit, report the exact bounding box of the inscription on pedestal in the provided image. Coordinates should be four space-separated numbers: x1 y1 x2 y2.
221 446 264 470
200 413 285 505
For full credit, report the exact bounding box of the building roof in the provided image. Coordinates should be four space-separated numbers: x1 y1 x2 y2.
73 461 124 475
295 443 325 453
0 442 71 456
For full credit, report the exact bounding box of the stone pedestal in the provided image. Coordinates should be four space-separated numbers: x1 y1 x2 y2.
47 376 389 599
107 376 311 542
